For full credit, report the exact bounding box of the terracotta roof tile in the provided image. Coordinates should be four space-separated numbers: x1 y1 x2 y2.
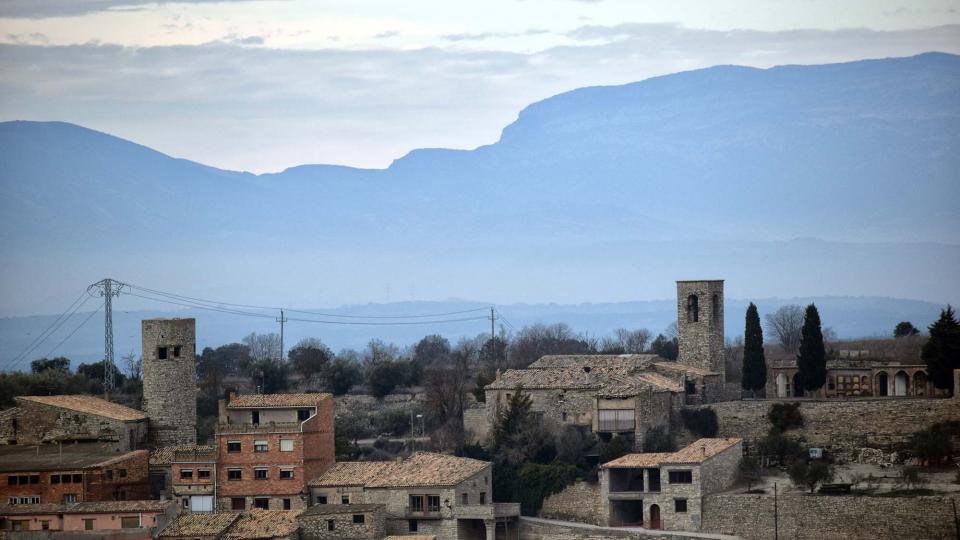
0 501 173 516
651 362 716 377
603 438 742 468
310 452 489 489
224 510 299 540
150 445 216 466
308 461 399 487
528 354 659 370
160 512 240 538
17 395 146 421
227 393 331 408
386 537 437 540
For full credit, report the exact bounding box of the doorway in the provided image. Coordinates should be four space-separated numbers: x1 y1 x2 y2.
649 504 661 530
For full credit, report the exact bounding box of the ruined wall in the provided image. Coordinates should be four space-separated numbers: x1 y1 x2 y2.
520 517 730 540
702 492 959 540
538 481 604 526
299 508 385 540
142 318 197 447
701 398 960 458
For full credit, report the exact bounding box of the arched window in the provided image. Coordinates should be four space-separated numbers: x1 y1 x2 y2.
686 295 699 322
712 294 720 325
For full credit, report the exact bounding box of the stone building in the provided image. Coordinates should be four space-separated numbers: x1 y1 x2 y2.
149 445 217 513
0 395 149 451
0 443 150 505
308 452 520 540
600 438 742 532
215 393 334 512
142 318 198 447
768 357 949 398
676 280 725 379
0 499 176 537
298 503 385 540
158 510 299 540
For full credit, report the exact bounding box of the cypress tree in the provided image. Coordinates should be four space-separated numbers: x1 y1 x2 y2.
796 304 826 395
741 303 767 397
921 305 960 394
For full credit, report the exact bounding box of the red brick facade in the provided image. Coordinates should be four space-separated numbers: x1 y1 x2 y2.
1 450 150 505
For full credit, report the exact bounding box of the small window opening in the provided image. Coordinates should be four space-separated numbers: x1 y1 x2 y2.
158 347 168 359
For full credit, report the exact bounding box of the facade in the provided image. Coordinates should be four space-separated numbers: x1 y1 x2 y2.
150 445 218 513
215 393 334 512
0 443 150 505
308 452 520 540
676 280 725 379
142 318 198 447
0 500 176 537
0 395 149 451
600 438 742 532
768 358 949 398
298 503 385 540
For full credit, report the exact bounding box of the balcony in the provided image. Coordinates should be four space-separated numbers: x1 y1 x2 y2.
454 503 521 520
216 422 302 434
404 506 443 519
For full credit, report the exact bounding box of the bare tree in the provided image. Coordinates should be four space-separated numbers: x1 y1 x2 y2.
765 305 804 353
122 350 142 380
614 328 652 353
242 332 281 362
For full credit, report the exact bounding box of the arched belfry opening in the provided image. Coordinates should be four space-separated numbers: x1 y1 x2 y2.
686 295 699 322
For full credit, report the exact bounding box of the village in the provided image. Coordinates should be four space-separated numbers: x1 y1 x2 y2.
1 280 958 540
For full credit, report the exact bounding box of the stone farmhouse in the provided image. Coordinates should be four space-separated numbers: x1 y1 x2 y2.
308 452 520 540
0 500 176 537
478 280 730 449
768 356 949 398
600 437 742 531
297 503 385 539
0 395 149 451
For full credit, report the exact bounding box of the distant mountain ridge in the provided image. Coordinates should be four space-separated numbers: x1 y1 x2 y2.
0 53 958 316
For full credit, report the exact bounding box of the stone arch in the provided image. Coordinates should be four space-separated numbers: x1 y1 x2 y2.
712 294 720 325
894 370 909 396
914 371 929 396
649 504 661 530
876 371 889 396
686 295 699 323
776 373 788 397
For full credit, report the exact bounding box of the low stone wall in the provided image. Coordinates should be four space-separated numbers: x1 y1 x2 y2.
538 481 604 526
702 492 959 540
699 398 960 458
520 517 736 540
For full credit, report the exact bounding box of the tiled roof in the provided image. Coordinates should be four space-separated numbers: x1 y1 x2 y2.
160 512 240 538
308 461 398 487
17 395 146 421
528 354 659 370
603 438 742 468
227 393 331 408
651 362 716 377
385 537 437 540
0 443 143 473
311 452 489 489
485 367 623 390
299 504 384 517
0 501 173 516
225 510 299 540
150 445 216 466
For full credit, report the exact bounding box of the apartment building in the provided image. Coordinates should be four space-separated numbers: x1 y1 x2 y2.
0 500 175 538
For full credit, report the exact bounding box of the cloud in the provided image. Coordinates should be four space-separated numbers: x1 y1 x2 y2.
223 34 265 45
1 24 957 172
0 0 274 19
442 28 549 41
375 30 399 39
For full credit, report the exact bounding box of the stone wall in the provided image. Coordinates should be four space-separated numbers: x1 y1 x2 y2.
539 481 604 526
142 318 197 446
299 507 385 540
700 397 960 458
520 517 735 540
0 401 148 451
702 492 959 540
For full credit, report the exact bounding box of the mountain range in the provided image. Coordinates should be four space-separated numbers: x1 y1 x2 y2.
0 52 957 321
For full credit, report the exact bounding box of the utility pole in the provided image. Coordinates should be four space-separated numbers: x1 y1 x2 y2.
276 309 288 361
489 307 496 344
88 278 123 399
774 481 779 540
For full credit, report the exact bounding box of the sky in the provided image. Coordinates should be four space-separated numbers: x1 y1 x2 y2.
1 0 958 172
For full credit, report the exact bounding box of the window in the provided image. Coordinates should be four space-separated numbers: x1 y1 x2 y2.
561 412 567 422
41 521 50 530
158 346 168 359
19 497 29 504
62 474 73 484
326 520 335 532
115 489 126 501
668 470 693 484
254 440 268 452
251 410 260 424
51 474 60 484
675 499 688 513
183 498 189 508
279 469 294 479
254 468 269 480
7 476 15 485
231 498 246 510
121 516 141 528
198 469 211 479
30 496 40 504
283 498 291 510
316 495 327 505
227 441 241 453
597 409 635 432
180 469 193 479
107 470 114 480
63 494 77 503
461 493 468 505
30 475 40 484
479 492 486 504
118 469 127 478
73 474 82 483
353 514 365 524
297 409 311 421
254 498 269 509
18 475 28 485
427 495 440 512
83 519 95 531
687 294 699 322
173 345 182 358
341 495 350 504
712 294 720 325
8 497 16 504
12 520 28 531
279 439 294 452
408 520 418 532
227 469 242 481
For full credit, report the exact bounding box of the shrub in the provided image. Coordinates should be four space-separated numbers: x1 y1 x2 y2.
599 435 632 464
758 430 806 466
680 407 719 438
899 466 929 489
739 455 762 491
910 424 953 464
788 460 833 493
767 402 804 433
516 462 577 515
642 426 676 452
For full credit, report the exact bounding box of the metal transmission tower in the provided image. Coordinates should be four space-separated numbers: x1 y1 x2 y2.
88 278 124 397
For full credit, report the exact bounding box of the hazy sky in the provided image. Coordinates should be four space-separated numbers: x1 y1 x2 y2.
1 1 959 172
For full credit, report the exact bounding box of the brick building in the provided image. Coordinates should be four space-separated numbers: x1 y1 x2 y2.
308 452 520 540
215 393 334 512
0 500 176 537
0 395 149 451
1 443 150 505
150 445 217 513
600 437 742 531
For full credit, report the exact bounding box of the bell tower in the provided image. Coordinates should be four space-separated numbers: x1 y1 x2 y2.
676 280 725 378
142 318 197 446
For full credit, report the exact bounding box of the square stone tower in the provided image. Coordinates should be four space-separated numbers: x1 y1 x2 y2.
676 280 725 378
142 318 197 446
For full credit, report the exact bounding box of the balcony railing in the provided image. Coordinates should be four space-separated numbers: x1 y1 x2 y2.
216 422 302 434
404 506 443 519
597 419 635 432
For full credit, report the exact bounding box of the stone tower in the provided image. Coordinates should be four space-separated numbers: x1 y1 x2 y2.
676 280 725 378
142 318 197 446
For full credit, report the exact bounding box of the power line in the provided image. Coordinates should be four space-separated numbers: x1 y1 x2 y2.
44 301 104 359
8 292 92 369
